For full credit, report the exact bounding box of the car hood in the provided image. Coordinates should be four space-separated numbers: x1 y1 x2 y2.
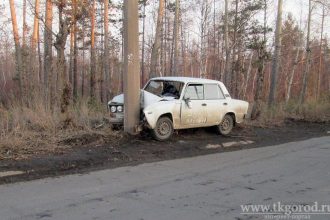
108 90 175 109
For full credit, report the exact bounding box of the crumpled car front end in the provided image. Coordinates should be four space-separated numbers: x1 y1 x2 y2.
107 90 170 126
108 94 125 124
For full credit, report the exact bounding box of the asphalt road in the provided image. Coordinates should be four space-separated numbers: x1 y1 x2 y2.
0 136 329 220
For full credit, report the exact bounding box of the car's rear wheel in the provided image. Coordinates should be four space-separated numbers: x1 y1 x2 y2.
151 117 174 141
217 114 234 135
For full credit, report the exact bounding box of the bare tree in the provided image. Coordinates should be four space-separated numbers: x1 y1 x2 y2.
73 0 78 101
54 0 71 114
150 0 165 78
44 0 53 108
31 0 39 52
251 0 268 119
317 4 325 100
104 0 111 100
198 0 211 78
9 0 23 102
171 0 180 76
141 0 147 84
286 49 301 103
299 0 312 104
268 0 282 106
224 0 230 84
31 0 40 83
90 0 96 100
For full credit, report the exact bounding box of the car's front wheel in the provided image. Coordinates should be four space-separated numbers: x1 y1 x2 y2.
216 114 234 135
151 116 174 141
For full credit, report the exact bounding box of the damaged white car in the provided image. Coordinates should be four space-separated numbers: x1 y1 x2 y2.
108 77 249 141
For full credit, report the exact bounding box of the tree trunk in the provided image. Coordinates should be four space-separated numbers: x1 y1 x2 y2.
69 27 74 85
150 0 165 79
171 0 180 76
224 0 230 84
251 0 267 119
22 0 27 48
81 19 85 98
90 0 96 100
286 49 301 104
22 0 28 97
44 0 53 109
31 0 40 83
9 0 23 103
54 0 71 115
37 20 42 84
299 0 312 105
31 0 39 51
141 0 146 84
316 4 325 100
230 0 239 96
268 0 282 107
73 0 78 101
104 0 111 101
243 53 254 99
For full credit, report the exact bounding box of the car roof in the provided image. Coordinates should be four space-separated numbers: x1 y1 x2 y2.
151 76 223 84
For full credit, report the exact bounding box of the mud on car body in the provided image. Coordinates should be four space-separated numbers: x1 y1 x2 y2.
108 77 249 141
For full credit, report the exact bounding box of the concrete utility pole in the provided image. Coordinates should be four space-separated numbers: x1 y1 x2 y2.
123 0 141 135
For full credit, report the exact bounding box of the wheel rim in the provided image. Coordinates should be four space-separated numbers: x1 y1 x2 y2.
220 117 231 132
157 121 171 136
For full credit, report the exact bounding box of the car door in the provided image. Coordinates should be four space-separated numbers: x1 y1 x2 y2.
204 84 228 126
180 84 208 127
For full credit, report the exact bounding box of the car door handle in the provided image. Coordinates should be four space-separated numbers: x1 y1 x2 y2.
223 103 228 106
202 103 207 106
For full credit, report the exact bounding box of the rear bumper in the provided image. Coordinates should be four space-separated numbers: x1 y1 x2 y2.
235 113 247 124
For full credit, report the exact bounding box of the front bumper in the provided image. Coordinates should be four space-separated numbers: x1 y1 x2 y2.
109 113 124 124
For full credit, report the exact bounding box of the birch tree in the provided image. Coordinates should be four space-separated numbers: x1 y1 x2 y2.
150 0 165 78
224 0 230 84
299 0 312 104
268 0 282 106
171 0 180 76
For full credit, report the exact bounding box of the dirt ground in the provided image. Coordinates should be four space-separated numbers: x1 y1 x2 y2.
0 119 329 184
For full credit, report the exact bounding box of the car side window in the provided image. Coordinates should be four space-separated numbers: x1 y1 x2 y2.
204 84 225 100
184 84 204 100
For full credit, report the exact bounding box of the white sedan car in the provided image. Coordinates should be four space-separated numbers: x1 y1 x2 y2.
108 77 249 141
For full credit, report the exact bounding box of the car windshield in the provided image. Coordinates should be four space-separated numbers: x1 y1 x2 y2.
144 80 184 99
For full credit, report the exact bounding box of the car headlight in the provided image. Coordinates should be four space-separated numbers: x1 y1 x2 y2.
117 106 123 112
110 106 117 113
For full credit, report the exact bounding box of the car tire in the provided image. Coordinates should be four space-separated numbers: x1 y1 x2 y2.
151 117 174 141
216 114 234 135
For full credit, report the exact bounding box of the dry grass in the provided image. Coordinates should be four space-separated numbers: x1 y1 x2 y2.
1 96 329 160
285 99 330 123
247 98 330 127
0 100 122 160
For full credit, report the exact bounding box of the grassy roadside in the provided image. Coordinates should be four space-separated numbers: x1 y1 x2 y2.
0 98 329 161
0 100 123 160
248 99 330 127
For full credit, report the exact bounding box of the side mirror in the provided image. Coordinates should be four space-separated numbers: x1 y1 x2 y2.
184 98 192 109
